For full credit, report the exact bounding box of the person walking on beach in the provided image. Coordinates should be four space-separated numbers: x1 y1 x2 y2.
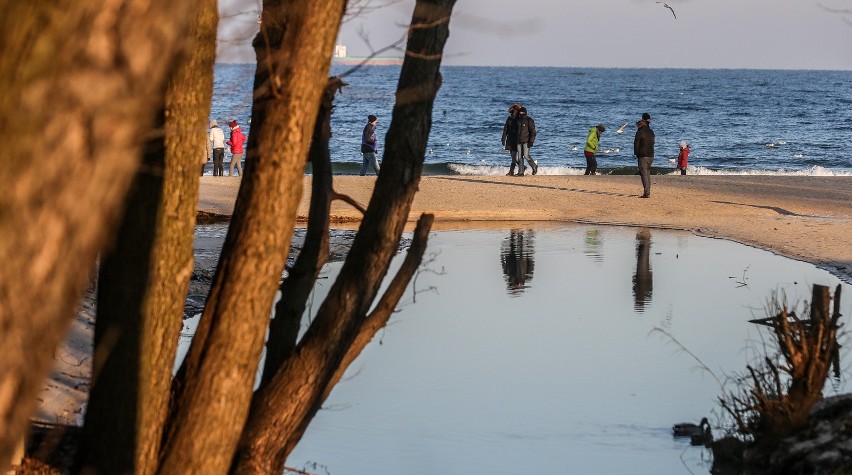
209 120 225 177
515 107 538 176
634 112 655 198
502 103 522 176
360 114 380 176
676 140 690 175
227 119 246 177
584 124 605 175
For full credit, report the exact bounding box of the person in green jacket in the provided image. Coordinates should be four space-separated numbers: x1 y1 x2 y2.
584 124 605 175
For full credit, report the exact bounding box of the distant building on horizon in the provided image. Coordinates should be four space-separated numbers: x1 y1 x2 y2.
332 43 403 66
334 44 347 59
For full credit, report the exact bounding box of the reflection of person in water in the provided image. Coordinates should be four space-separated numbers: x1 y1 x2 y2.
583 229 603 263
632 229 653 311
501 229 535 294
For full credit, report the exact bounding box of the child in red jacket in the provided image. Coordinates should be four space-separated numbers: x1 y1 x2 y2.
677 141 690 175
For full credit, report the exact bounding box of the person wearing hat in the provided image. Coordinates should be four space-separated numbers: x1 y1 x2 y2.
676 140 690 175
227 120 246 177
583 124 606 175
501 103 522 176
208 120 226 176
633 113 655 198
515 107 538 176
360 114 380 176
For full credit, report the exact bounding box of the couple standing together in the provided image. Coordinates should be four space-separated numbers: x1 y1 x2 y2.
502 104 538 176
208 120 246 177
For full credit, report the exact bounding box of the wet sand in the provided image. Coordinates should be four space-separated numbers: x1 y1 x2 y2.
199 174 852 282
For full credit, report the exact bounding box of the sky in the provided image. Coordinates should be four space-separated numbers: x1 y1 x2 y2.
218 0 852 70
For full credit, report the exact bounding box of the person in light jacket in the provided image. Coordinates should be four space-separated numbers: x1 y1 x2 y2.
583 124 605 175
209 120 226 177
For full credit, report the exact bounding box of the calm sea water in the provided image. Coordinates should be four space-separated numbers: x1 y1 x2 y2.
212 64 852 175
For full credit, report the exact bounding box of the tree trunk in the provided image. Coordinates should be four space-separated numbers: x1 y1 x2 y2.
232 1 456 472
76 1 218 473
159 2 347 473
0 1 194 466
261 77 343 387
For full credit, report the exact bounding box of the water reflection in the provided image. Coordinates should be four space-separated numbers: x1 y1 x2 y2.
500 229 535 295
632 229 653 312
186 225 851 474
584 229 604 263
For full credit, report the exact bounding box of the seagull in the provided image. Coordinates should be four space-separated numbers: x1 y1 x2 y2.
615 122 628 134
656 2 677 19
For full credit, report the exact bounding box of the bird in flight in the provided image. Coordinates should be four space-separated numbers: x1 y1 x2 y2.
615 122 628 134
656 2 677 19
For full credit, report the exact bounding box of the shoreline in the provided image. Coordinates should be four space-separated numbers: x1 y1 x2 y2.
199 175 852 283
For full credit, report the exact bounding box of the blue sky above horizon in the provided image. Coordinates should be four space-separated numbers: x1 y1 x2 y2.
218 0 852 70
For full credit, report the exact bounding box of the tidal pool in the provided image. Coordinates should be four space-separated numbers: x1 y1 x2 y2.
281 224 851 475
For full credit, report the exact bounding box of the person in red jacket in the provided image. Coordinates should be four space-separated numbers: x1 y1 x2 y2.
227 120 246 177
677 140 690 175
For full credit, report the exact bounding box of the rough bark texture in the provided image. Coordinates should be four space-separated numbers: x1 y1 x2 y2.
0 0 193 467
261 78 343 387
232 1 456 473
159 2 346 474
76 1 217 473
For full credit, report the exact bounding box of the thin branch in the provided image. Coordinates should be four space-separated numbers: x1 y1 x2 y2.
650 327 726 392
322 213 434 401
329 190 367 214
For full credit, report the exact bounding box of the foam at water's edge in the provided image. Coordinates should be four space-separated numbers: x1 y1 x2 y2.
447 163 852 177
448 164 588 176
684 165 852 176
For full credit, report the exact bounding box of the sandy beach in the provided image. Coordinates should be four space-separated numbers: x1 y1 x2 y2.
199 174 852 283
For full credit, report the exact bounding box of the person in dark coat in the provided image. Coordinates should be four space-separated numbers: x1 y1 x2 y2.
360 114 380 176
515 107 538 176
633 113 655 198
501 103 521 176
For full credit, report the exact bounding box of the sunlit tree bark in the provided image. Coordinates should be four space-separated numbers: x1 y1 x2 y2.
75 0 218 473
232 1 457 472
260 77 342 387
0 0 194 466
159 2 347 473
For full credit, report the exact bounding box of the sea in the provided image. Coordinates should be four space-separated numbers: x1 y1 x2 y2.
212 64 852 176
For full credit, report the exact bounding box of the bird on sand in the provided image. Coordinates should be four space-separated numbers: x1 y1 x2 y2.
656 2 677 19
615 122 628 134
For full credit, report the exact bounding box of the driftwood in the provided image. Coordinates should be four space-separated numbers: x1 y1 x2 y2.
719 284 843 452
